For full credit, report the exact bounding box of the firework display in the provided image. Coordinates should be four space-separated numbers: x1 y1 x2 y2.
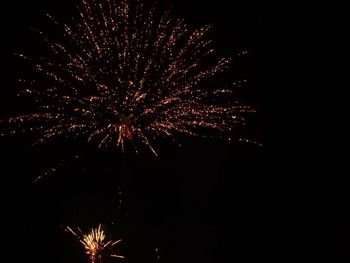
0 0 263 262
2 0 255 156
66 224 125 263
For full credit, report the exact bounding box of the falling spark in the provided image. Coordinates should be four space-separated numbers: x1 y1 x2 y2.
117 186 123 209
1 0 258 157
66 224 125 263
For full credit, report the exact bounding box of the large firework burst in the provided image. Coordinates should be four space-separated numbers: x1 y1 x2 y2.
2 0 256 156
66 224 125 263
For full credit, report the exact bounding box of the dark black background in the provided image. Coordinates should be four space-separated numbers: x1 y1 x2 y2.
1 0 350 262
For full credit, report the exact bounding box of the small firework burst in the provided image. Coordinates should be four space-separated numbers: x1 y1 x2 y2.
1 0 257 157
66 224 125 263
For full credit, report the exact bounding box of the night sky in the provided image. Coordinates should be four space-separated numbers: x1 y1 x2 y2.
1 0 350 262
